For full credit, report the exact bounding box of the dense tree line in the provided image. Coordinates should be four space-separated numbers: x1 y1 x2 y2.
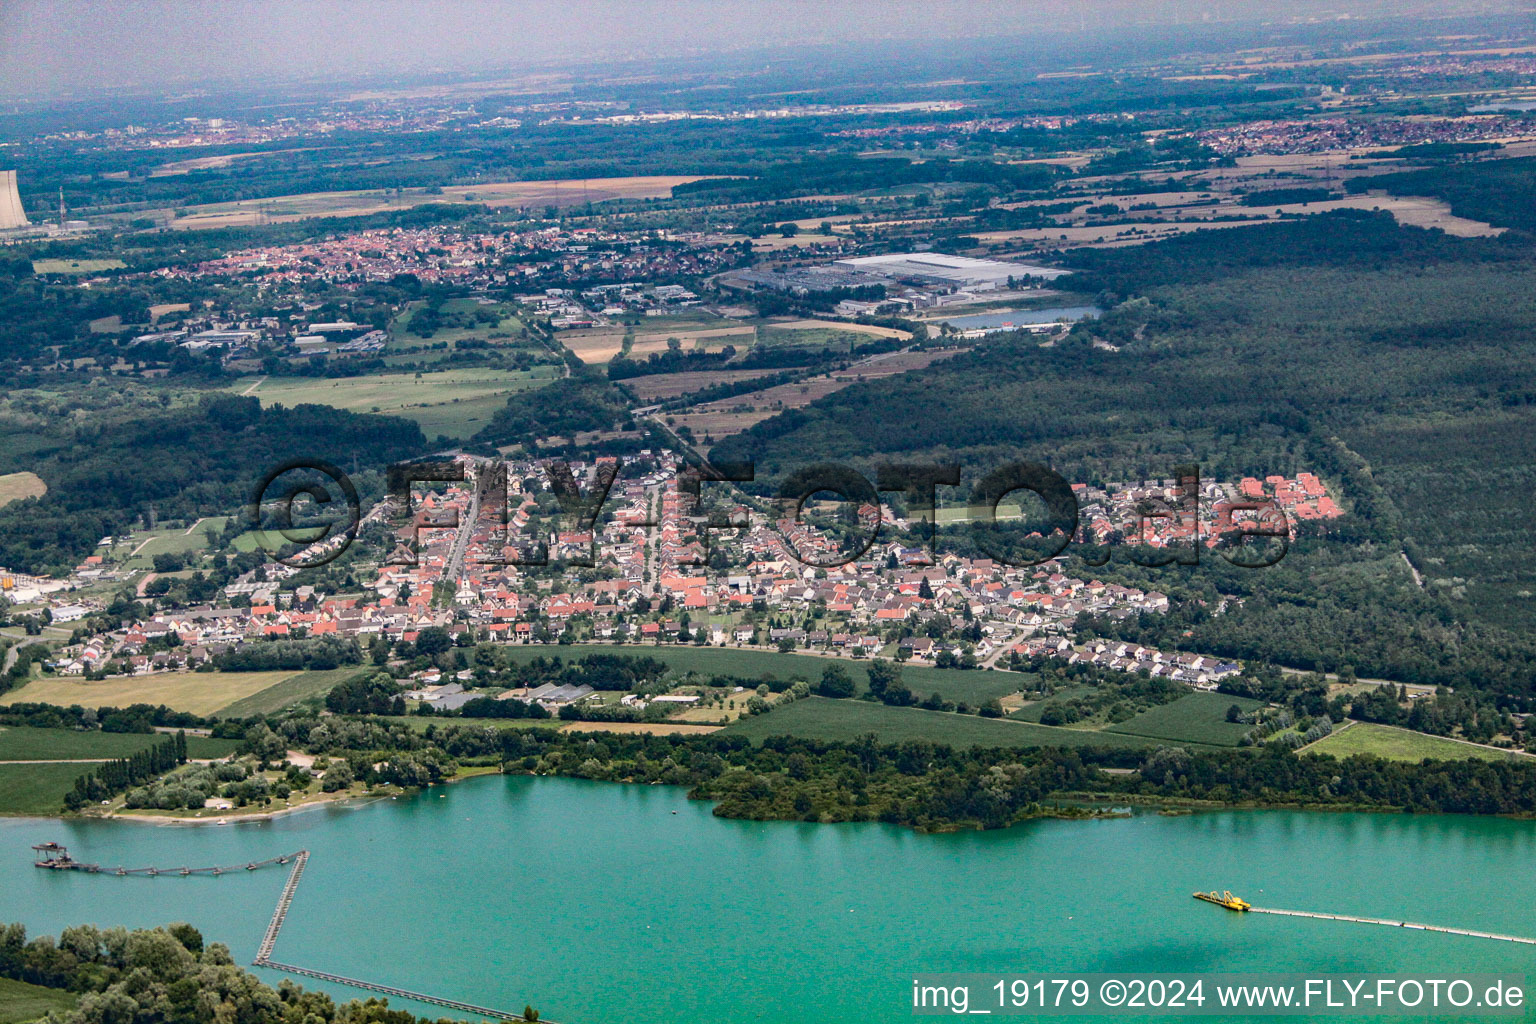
0 395 425 576
213 637 364 672
326 673 407 716
606 343 825 380
474 375 633 445
0 700 243 736
0 920 501 1024
63 734 186 810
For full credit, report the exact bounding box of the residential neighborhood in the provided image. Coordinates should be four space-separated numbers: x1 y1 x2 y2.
7 450 1345 699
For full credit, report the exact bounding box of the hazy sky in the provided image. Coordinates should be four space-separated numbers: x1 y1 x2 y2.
0 0 1523 100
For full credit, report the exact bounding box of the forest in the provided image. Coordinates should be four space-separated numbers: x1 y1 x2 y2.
473 374 634 446
0 921 485 1024
0 395 424 575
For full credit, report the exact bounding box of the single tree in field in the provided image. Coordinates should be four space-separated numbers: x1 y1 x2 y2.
818 663 855 699
866 658 902 702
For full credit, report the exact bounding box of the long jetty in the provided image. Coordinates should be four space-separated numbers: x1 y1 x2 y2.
34 843 541 1022
34 847 302 878
1250 906 1536 945
254 850 307 962
256 961 523 1021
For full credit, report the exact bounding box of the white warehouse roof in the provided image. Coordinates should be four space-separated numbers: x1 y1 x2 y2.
833 252 1070 286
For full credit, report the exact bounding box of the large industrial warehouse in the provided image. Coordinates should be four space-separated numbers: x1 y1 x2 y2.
832 251 1070 289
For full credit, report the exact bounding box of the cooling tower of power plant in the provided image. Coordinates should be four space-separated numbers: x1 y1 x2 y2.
0 171 30 230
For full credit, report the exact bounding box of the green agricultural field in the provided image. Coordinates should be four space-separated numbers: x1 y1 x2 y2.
0 726 238 762
0 976 77 1023
721 696 1181 749
228 530 270 553
215 668 368 718
229 368 558 439
899 665 1035 705
1305 722 1532 763
0 762 91 815
497 645 1031 704
30 258 127 275
1104 692 1267 747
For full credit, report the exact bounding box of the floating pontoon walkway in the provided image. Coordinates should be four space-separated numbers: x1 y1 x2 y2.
1249 905 1536 946
34 842 302 876
33 842 541 1022
254 850 307 962
254 961 523 1020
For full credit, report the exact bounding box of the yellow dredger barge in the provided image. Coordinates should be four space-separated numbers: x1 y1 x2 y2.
1194 890 1251 911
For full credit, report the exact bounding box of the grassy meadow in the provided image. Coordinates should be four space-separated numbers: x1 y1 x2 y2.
0 472 46 509
215 668 367 718
0 976 78 1022
30 259 127 275
228 367 558 439
1305 722 1532 763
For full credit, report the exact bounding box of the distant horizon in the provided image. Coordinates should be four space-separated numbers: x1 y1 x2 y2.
0 0 1524 103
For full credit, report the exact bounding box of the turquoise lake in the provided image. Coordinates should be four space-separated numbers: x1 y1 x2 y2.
3 776 1534 1023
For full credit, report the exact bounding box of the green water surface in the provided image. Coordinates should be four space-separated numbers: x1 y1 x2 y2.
3 776 1533 1023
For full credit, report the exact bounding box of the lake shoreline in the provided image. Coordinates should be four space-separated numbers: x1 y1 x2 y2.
24 764 1536 830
